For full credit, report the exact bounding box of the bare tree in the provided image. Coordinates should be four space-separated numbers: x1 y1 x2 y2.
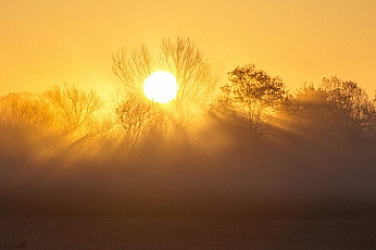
112 37 217 125
160 37 217 120
0 92 53 130
45 83 102 134
112 45 152 98
115 97 164 149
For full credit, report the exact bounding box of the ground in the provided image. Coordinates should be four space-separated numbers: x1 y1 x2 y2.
1 216 376 249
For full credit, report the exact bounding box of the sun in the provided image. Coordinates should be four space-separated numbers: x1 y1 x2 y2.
143 71 178 103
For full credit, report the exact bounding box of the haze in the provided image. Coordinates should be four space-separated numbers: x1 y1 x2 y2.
1 0 376 96
1 1 376 249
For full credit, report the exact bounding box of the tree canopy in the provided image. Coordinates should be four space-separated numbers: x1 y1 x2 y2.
214 64 288 137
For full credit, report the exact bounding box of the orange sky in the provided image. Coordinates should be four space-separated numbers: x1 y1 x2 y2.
1 0 376 98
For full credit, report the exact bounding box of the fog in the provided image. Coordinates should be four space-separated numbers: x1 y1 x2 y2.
1 109 376 219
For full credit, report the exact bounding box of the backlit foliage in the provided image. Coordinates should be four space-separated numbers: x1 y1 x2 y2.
321 77 369 126
216 64 287 136
290 77 375 140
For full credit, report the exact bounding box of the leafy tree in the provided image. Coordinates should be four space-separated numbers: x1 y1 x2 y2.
216 64 287 136
321 77 369 126
363 96 376 139
320 76 370 138
290 84 329 125
289 77 376 140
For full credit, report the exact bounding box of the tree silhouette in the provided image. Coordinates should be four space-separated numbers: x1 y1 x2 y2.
291 84 328 122
322 77 369 124
112 37 217 126
288 78 375 141
363 98 376 139
115 97 164 149
46 83 102 135
320 77 370 138
160 37 217 120
112 45 152 98
215 64 287 137
0 92 53 131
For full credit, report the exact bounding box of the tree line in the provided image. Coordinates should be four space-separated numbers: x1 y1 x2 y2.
1 37 376 157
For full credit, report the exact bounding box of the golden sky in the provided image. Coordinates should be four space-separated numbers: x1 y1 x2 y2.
1 0 376 97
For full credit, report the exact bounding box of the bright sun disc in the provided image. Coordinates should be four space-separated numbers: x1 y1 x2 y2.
143 71 178 103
